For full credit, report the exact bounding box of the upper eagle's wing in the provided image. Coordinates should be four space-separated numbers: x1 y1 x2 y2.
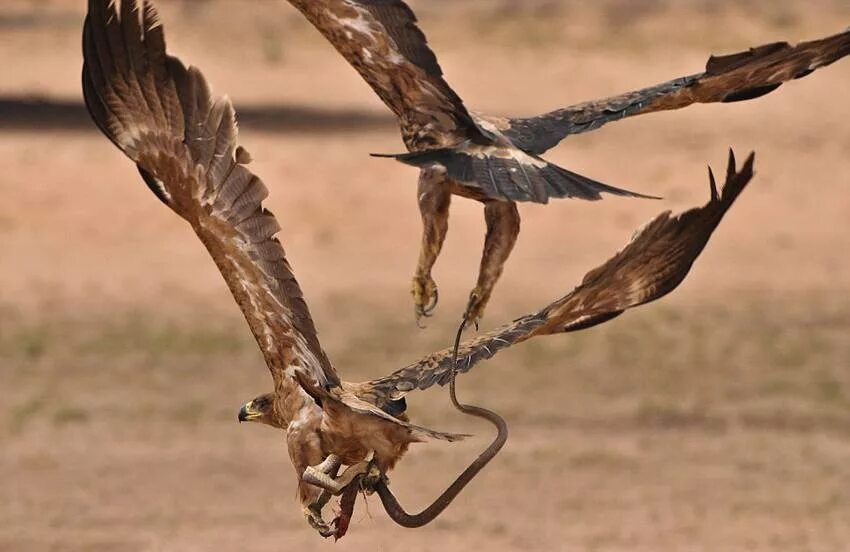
284 1 658 204
285 0 485 149
361 151 754 404
502 29 850 155
82 0 338 392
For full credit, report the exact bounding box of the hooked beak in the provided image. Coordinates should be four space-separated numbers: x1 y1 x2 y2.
238 401 261 423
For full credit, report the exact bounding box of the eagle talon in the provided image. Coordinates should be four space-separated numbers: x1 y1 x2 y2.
422 286 439 315
304 505 336 539
315 453 342 476
304 460 372 495
412 276 439 324
463 289 485 330
414 308 430 329
359 461 385 496
304 459 363 540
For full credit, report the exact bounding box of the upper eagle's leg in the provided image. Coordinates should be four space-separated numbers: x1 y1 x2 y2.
464 200 521 326
412 167 452 325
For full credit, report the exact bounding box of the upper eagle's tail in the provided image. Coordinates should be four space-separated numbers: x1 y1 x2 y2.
372 145 659 204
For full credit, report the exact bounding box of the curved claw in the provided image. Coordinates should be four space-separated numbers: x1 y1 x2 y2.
421 286 439 315
414 308 429 329
304 506 336 539
305 473 366 540
412 276 440 326
359 461 384 495
462 290 483 331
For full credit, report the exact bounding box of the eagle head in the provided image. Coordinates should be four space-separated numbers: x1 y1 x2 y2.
238 393 282 428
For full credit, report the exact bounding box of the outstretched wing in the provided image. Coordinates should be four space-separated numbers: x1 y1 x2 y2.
82 0 338 392
362 151 754 404
502 29 850 154
285 0 484 149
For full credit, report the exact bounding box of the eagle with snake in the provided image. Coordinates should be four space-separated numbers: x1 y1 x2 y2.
85 0 762 539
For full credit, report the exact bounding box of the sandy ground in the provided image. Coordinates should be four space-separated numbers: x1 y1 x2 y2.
1 1 850 550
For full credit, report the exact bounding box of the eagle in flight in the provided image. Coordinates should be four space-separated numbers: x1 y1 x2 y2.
84 0 756 539
282 0 850 326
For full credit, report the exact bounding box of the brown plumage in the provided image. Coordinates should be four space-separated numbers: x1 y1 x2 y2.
363 150 756 405
84 0 755 539
282 0 850 324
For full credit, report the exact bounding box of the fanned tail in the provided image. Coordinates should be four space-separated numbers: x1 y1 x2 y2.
373 147 659 203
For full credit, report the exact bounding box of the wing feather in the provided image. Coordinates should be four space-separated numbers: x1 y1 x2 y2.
361 151 756 405
285 0 482 149
504 29 850 154
82 0 338 391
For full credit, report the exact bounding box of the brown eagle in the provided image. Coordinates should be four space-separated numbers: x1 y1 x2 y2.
282 0 850 325
83 0 755 539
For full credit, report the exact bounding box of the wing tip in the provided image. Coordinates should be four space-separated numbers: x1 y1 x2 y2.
707 166 718 201
708 148 756 206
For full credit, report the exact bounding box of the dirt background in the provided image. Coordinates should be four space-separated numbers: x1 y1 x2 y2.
2 1 850 550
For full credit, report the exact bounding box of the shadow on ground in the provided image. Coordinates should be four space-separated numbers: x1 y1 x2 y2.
0 96 394 133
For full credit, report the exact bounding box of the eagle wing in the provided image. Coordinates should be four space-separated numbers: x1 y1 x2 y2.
502 29 850 155
286 0 483 149
361 150 754 404
285 1 661 203
83 0 464 442
82 0 338 393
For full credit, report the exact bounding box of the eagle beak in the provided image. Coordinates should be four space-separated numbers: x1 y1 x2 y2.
238 402 261 423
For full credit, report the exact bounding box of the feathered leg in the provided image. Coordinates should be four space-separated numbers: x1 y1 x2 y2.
288 431 339 537
300 453 375 540
411 168 452 325
464 200 521 326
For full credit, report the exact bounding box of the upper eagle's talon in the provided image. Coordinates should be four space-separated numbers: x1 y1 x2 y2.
411 276 439 325
422 287 439 314
461 316 480 332
417 305 435 319
462 288 487 330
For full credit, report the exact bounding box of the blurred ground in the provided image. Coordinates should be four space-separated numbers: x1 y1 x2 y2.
1 1 850 551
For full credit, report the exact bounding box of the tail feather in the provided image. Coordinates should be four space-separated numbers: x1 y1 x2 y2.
545 163 661 200
372 148 658 203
